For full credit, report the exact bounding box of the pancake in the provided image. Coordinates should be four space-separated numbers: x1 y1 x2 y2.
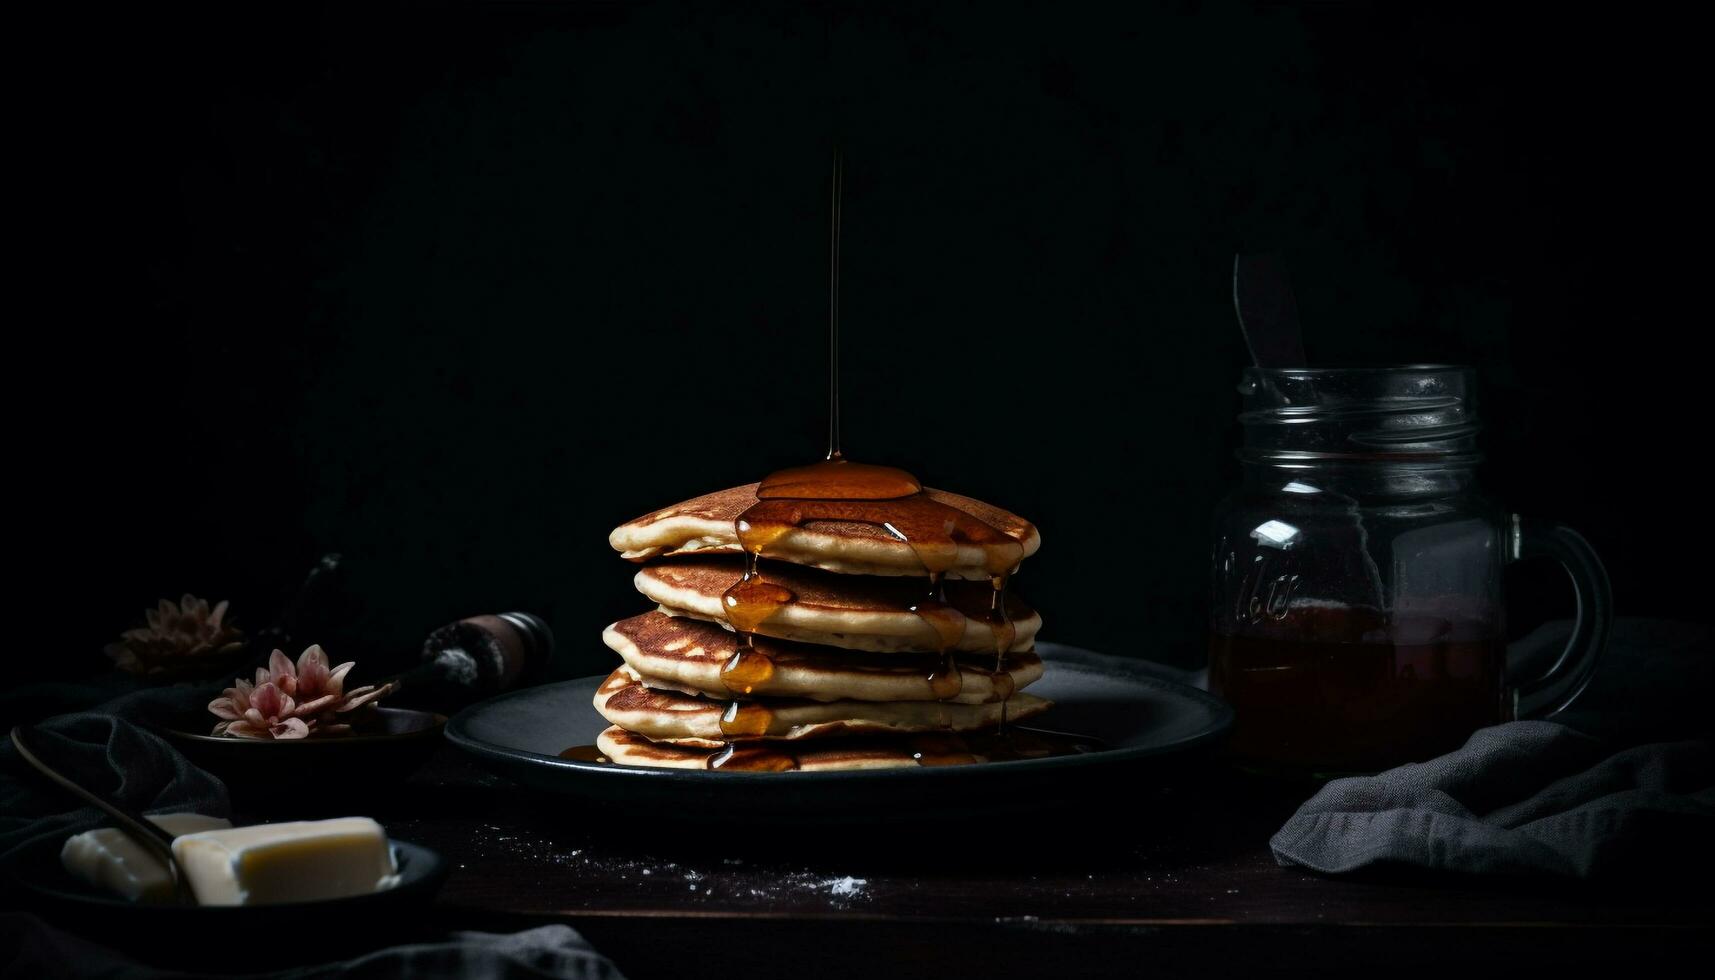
604 612 1042 704
594 725 1091 772
593 667 1051 745
596 726 923 771
633 557 1041 654
608 483 1040 580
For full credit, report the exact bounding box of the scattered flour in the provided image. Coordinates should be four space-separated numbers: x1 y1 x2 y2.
822 876 867 898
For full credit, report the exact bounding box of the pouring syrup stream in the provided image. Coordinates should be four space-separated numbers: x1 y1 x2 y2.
827 147 842 462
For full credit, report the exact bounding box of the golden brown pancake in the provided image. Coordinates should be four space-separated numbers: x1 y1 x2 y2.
594 726 922 771
608 483 1040 580
592 667 1051 745
633 557 1041 654
604 612 1042 704
593 725 1089 772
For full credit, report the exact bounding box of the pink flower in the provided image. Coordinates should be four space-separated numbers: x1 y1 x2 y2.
209 681 309 740
208 644 398 740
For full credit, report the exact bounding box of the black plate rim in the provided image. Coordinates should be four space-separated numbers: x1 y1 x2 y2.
4 838 446 913
445 643 1233 785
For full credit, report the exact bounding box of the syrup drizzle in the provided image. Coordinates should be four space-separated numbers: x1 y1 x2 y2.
718 464 1028 765
912 571 968 651
708 742 798 771
826 146 842 463
720 644 775 696
723 552 794 635
926 649 964 701
719 698 774 738
713 550 794 765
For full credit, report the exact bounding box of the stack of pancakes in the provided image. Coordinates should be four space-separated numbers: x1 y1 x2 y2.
596 480 1050 771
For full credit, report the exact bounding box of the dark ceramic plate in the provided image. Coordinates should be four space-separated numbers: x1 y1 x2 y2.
1 834 447 962
154 707 446 809
446 643 1233 822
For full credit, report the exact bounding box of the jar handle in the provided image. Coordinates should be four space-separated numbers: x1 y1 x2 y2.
1507 516 1613 719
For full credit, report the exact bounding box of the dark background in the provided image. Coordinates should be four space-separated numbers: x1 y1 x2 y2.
21 1 1705 685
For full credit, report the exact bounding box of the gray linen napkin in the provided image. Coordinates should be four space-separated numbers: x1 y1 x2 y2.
1271 619 1714 878
1270 721 1713 877
0 686 231 861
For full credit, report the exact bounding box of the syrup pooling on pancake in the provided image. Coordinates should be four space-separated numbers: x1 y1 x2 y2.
606 484 1038 576
740 460 1025 577
754 460 920 500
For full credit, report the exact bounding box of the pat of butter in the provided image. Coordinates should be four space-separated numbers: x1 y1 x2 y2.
61 813 233 903
171 817 399 906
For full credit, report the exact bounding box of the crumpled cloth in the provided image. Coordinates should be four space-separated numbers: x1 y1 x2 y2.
1270 721 1714 877
1271 619 1714 878
2 915 625 980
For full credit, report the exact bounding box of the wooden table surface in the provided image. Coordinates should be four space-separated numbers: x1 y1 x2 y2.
343 746 1711 977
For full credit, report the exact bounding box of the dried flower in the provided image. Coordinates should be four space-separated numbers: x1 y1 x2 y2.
107 595 245 677
209 644 397 739
209 680 309 739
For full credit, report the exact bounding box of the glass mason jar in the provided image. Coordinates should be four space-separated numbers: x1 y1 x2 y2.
1208 366 1610 776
